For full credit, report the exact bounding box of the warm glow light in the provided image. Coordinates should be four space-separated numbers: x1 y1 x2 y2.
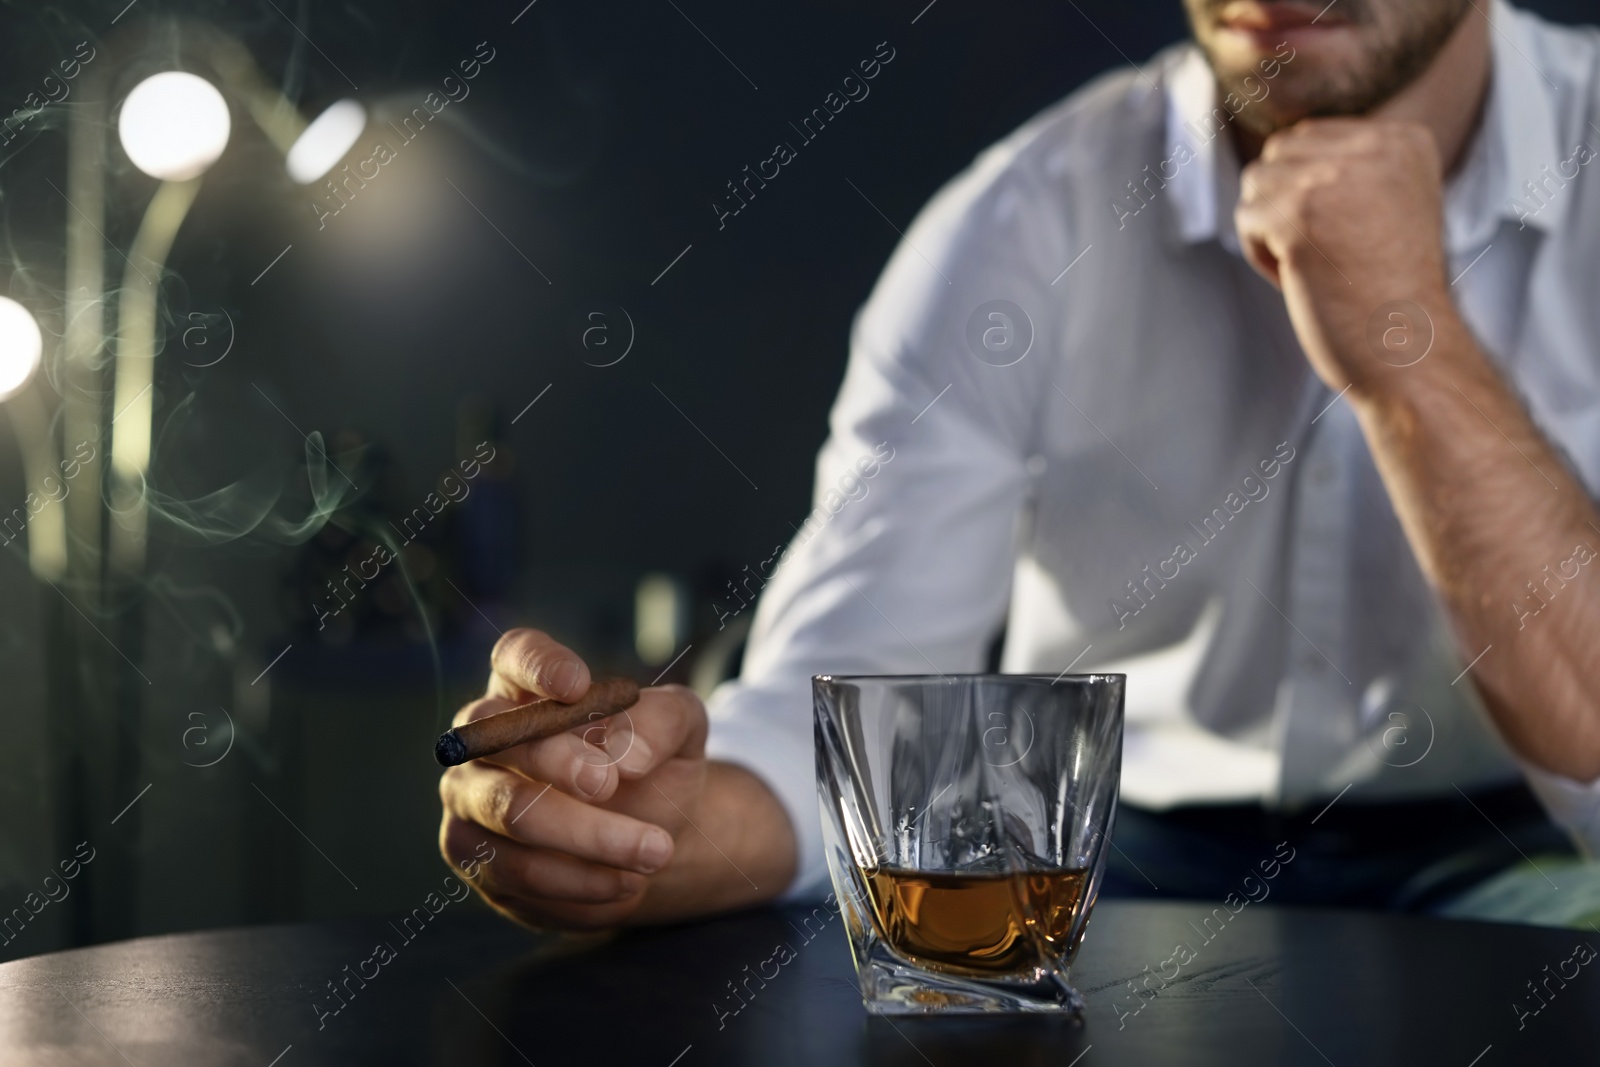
635 573 685 666
287 99 367 184
0 296 42 401
118 72 231 181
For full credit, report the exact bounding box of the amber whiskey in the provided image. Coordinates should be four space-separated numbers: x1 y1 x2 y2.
861 866 1089 976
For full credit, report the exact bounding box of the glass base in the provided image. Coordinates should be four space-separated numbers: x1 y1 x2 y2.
856 939 1086 1016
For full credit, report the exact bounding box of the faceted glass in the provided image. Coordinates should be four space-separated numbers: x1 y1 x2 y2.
814 673 1125 1015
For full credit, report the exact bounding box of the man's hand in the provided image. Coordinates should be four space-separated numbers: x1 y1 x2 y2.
1234 114 1600 783
1235 118 1452 394
438 629 796 930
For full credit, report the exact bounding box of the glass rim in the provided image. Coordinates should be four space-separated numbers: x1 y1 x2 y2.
813 672 1126 684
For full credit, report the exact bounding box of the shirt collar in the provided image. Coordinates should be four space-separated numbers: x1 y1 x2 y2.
1453 0 1568 246
1163 44 1238 251
1161 0 1566 254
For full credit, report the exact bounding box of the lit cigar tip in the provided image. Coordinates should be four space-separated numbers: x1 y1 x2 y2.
435 731 468 767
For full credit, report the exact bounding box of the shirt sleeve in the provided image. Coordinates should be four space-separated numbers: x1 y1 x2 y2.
704 142 1071 900
1519 760 1600 858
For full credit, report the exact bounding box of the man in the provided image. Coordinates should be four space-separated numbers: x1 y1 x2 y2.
439 0 1600 929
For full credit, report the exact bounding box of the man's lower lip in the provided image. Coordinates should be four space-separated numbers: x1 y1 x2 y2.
1216 22 1350 46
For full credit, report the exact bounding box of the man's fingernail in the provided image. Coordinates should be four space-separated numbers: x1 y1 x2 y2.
619 736 655 775
575 759 608 798
544 659 579 698
637 829 673 873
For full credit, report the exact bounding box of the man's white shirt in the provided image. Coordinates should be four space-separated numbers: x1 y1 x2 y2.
706 1 1600 898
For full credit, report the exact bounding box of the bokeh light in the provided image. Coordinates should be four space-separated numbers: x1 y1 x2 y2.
287 99 368 184
0 296 42 401
118 72 232 181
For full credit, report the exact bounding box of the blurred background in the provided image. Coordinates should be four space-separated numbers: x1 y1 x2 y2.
0 0 1586 961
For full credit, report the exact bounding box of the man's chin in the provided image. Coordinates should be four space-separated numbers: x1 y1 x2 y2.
1209 38 1384 127
1226 105 1303 139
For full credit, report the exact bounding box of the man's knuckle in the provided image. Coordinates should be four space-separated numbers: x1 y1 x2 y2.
1277 187 1306 223
486 778 520 827
515 647 543 683
490 629 523 662
495 628 547 667
503 626 541 647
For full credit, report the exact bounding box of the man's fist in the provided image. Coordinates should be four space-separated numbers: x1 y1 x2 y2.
1235 118 1452 393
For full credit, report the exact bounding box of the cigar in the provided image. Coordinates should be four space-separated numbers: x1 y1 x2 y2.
434 676 642 767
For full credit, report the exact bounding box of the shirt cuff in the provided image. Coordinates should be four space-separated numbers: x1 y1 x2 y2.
1520 759 1600 858
703 678 833 903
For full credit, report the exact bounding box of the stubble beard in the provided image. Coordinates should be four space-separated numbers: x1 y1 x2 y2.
1189 0 1471 138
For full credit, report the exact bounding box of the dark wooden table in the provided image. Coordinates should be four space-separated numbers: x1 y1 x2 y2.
0 900 1591 1065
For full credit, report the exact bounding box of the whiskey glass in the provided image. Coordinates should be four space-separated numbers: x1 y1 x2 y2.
814 673 1124 1015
